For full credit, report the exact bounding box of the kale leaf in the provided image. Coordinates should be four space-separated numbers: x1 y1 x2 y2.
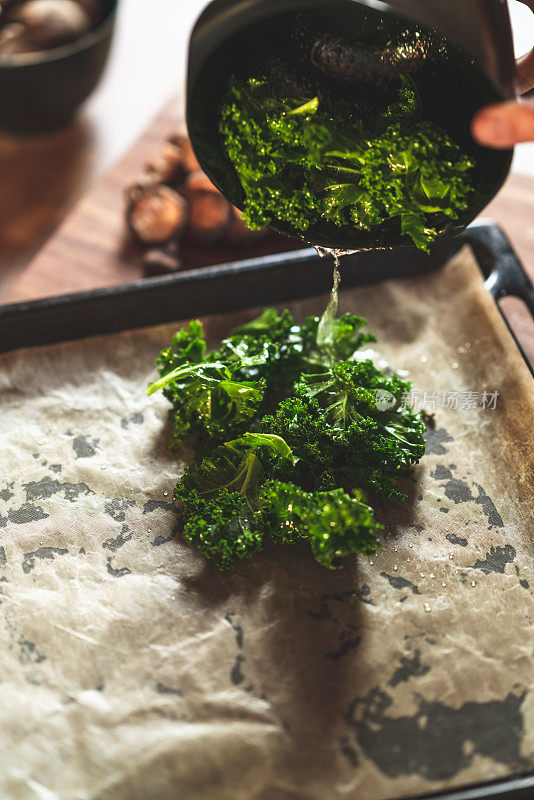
260 480 382 568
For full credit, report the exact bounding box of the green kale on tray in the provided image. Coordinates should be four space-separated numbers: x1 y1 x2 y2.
219 75 475 251
148 308 426 570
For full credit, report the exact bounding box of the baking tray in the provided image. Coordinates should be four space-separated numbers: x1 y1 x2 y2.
0 221 533 800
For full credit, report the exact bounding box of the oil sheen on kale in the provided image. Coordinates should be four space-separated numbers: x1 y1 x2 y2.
219 75 475 251
147 308 426 570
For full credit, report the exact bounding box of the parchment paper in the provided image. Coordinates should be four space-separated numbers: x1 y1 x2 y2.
0 247 533 800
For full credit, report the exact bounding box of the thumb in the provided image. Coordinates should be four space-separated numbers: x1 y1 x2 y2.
471 99 534 147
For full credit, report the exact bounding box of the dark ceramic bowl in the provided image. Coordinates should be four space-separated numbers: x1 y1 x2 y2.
187 0 516 251
0 0 117 134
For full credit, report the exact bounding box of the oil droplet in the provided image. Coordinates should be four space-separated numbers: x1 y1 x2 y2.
424 603 431 612
163 490 169 497
393 547 398 553
100 464 108 470
393 565 398 571
457 346 465 354
406 558 411 562
429 573 435 579
448 553 453 560
369 560 374 566
171 595 176 600
420 572 425 578
451 361 459 370
409 543 413 549
441 581 447 587
420 356 428 364
471 580 476 587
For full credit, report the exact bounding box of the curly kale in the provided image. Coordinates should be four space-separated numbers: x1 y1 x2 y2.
148 310 376 448
177 432 295 504
260 481 382 568
147 356 265 446
262 361 425 499
219 75 475 251
175 433 295 569
149 307 426 569
178 489 264 570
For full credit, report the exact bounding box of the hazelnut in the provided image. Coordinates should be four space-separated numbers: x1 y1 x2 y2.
0 21 33 54
180 170 232 243
143 245 183 277
145 142 187 187
7 0 92 52
126 183 188 245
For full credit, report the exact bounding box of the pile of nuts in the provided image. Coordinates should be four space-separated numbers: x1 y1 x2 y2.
124 133 267 276
0 0 102 56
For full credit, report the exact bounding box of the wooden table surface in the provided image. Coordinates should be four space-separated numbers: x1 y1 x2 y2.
0 0 533 365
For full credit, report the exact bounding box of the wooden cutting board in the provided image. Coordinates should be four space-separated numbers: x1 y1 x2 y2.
4 93 534 370
4 96 300 304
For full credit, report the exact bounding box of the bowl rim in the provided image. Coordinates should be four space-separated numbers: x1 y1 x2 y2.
0 0 118 69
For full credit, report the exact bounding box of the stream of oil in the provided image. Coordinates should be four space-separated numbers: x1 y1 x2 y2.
316 253 341 347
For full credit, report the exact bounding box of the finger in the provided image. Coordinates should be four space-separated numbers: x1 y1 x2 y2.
471 100 534 147
516 48 534 94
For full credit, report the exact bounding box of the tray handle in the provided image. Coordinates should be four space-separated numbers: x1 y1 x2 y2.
462 221 534 374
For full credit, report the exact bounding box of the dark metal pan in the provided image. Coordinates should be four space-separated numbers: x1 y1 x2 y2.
186 0 515 250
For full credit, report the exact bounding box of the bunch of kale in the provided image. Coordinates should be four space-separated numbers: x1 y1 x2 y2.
219 75 475 251
148 309 426 570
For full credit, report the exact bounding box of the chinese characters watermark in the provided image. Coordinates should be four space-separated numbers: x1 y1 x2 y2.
375 389 499 412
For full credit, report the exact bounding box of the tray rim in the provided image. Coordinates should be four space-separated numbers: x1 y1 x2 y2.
412 771 534 800
0 221 532 376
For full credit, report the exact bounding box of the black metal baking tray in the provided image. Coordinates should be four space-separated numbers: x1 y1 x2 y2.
0 221 533 800
0 222 533 378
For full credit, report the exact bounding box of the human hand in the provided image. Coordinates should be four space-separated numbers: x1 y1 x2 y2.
471 0 534 148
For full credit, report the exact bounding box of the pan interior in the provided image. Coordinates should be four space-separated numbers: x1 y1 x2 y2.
188 3 511 250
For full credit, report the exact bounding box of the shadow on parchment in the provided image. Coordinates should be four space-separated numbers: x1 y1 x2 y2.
181 542 368 779
373 463 428 535
177 466 425 792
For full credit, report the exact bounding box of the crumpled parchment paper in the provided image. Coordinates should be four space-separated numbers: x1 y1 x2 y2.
0 247 533 800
